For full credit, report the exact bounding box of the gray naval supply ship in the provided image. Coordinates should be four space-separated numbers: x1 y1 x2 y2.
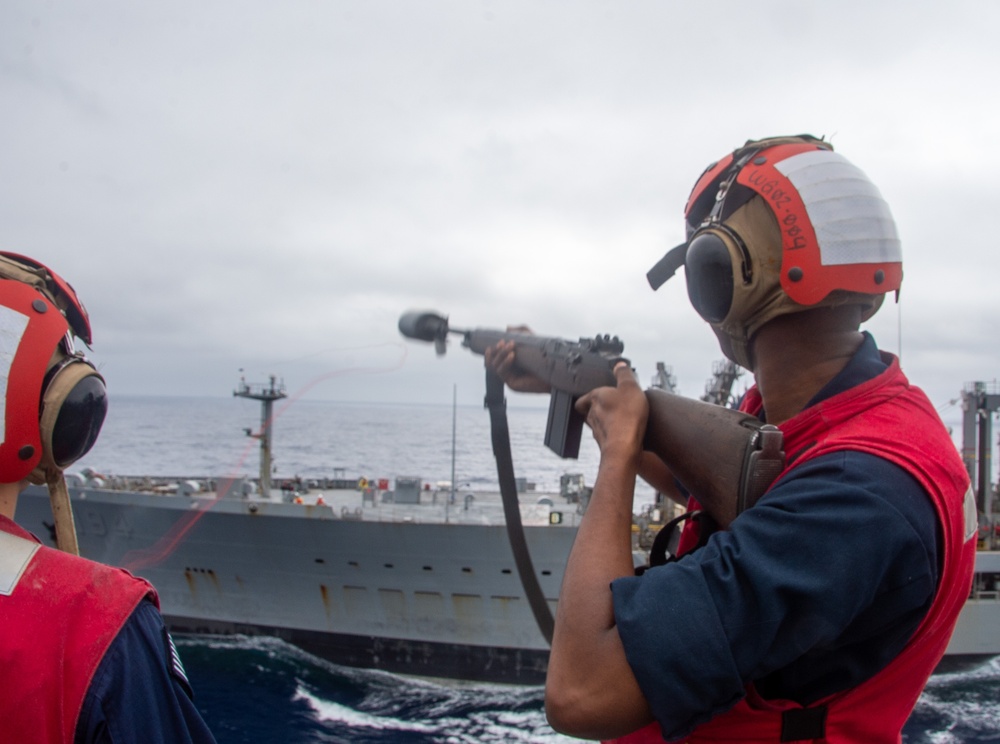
15 373 1000 684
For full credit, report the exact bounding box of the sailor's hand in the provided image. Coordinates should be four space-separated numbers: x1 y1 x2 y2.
484 329 552 394
575 363 648 464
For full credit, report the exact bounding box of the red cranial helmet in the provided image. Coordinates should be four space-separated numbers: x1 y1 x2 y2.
647 135 902 367
0 252 107 483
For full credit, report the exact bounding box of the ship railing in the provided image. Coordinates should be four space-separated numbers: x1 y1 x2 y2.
970 549 1000 601
963 380 1000 396
340 499 582 528
970 585 999 601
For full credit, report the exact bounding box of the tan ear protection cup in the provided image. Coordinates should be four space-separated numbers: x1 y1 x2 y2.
32 358 107 479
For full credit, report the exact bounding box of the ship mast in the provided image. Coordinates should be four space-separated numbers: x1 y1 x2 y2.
700 360 742 407
234 374 287 496
962 381 1000 531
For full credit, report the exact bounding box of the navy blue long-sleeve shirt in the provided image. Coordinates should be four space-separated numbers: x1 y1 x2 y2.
75 600 217 744
612 335 940 739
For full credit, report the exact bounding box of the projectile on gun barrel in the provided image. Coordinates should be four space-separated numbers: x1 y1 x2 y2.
398 310 625 459
399 310 787 529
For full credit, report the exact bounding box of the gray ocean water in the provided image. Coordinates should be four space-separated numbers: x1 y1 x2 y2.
67 395 1000 743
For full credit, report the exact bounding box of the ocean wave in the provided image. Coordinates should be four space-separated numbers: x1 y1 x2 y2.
294 681 578 743
293 685 440 734
905 657 1000 743
176 635 1000 744
177 634 582 742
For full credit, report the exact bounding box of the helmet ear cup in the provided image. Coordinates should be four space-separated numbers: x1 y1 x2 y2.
685 225 752 324
35 359 107 474
685 231 734 323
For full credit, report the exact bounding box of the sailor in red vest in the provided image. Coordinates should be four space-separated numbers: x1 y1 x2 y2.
488 135 977 743
0 252 217 743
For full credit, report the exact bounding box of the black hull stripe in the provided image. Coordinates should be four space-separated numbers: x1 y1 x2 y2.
163 615 550 685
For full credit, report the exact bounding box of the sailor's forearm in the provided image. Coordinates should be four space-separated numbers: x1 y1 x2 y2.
545 452 651 738
562 453 638 597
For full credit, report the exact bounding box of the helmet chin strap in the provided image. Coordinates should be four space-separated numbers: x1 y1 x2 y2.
44 469 80 556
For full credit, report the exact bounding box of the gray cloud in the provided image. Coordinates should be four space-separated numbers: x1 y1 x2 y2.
1 0 997 421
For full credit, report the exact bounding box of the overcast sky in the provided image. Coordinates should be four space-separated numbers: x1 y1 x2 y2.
2 1 998 439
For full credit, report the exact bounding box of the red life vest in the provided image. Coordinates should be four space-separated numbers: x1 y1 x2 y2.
609 355 977 743
0 515 157 743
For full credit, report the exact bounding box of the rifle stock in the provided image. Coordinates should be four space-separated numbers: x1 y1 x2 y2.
643 389 785 528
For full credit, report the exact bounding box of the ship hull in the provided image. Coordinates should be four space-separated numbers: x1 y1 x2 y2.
165 614 549 683
15 484 999 683
16 484 570 684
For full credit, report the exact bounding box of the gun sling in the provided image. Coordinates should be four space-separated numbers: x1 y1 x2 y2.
484 369 555 645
